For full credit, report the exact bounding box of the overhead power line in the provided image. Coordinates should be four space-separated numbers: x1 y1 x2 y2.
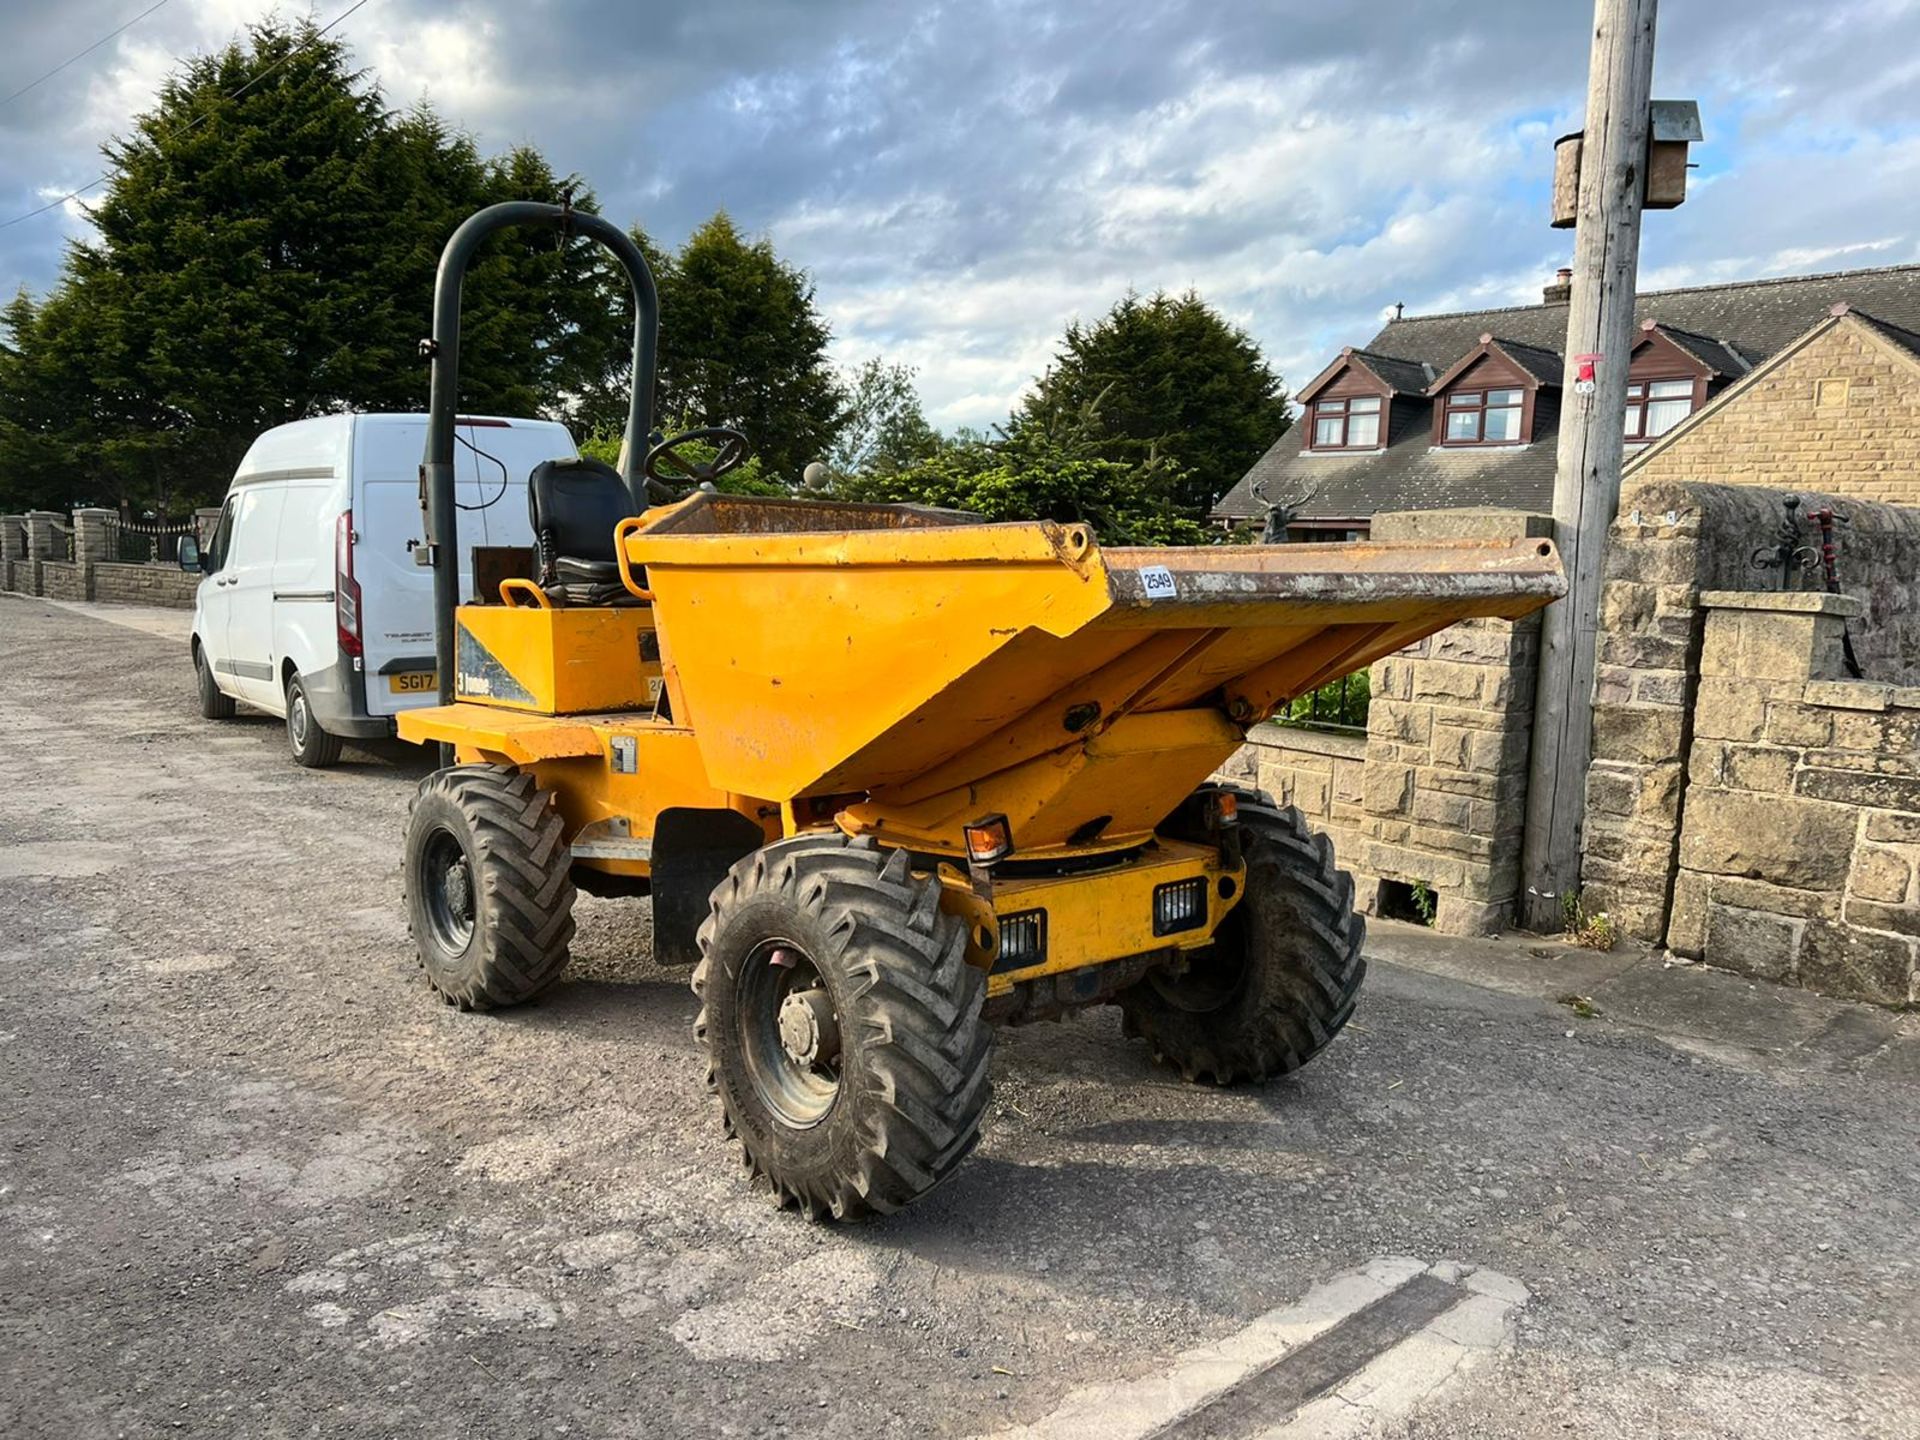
0 0 175 111
0 0 376 232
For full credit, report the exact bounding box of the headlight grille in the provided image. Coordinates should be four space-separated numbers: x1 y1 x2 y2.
1152 877 1208 936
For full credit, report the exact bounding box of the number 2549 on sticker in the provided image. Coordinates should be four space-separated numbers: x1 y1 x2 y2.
1138 564 1178 600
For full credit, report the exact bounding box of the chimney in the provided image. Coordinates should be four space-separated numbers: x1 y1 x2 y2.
1543 267 1573 304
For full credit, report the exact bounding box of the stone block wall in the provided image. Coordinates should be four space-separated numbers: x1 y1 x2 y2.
1230 508 1550 936
1222 724 1366 851
1581 480 1920 942
93 562 201 607
1627 311 1920 510
1 507 203 608
1669 592 1919 1006
39 560 87 600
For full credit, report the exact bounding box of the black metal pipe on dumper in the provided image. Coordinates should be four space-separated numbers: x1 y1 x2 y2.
419 201 662 714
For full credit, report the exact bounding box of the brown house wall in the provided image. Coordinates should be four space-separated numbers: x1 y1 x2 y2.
1321 365 1389 401
1448 352 1527 389
1627 319 1920 509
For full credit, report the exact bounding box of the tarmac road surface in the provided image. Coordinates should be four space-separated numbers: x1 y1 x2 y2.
2 593 1917 1438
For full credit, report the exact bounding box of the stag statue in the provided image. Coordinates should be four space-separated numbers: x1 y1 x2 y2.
1251 477 1322 545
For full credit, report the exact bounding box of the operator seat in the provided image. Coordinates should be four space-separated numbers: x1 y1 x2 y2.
528 457 644 606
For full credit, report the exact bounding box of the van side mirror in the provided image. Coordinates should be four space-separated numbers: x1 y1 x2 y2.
177 535 202 572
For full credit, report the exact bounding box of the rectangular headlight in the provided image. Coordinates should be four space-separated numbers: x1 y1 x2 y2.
1152 878 1208 936
995 909 1046 971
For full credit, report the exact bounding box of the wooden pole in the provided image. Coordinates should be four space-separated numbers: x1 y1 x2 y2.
1518 0 1659 932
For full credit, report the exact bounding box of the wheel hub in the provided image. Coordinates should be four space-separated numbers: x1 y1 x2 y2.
777 988 839 1067
443 858 474 922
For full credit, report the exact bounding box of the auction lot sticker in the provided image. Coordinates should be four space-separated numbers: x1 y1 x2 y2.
1139 565 1178 600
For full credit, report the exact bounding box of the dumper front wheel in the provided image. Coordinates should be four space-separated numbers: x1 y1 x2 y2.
692 836 992 1220
1119 793 1364 1084
403 765 576 1010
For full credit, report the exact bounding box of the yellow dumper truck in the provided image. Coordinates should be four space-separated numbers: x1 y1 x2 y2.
396 204 1565 1219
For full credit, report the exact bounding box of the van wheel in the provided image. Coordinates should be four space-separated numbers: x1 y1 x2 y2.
194 643 234 720
404 765 576 1009
285 672 343 768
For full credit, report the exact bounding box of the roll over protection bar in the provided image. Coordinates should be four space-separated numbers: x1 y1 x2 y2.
419 202 661 710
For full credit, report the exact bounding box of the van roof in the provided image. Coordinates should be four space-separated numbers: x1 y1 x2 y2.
231 412 571 485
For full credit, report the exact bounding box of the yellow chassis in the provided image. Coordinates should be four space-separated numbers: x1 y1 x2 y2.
402 698 1244 1002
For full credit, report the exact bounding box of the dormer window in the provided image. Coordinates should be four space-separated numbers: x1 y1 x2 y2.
1443 387 1524 444
1311 395 1383 449
1425 335 1555 450
1624 379 1695 440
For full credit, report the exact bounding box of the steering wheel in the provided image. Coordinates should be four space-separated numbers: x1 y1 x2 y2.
643 426 751 500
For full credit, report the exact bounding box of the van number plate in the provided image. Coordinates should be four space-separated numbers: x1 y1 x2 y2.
388 672 437 694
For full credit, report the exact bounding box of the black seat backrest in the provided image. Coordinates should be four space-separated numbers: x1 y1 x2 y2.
528 457 633 567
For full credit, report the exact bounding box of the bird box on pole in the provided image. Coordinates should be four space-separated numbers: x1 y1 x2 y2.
1551 98 1700 227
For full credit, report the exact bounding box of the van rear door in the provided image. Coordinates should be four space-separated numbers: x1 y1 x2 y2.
352 417 575 717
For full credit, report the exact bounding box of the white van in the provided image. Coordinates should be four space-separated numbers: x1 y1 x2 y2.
185 412 578 766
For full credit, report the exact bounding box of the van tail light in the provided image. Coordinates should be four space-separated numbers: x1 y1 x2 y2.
335 510 363 660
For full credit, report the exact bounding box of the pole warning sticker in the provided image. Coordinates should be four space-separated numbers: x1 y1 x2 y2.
1139 565 1178 600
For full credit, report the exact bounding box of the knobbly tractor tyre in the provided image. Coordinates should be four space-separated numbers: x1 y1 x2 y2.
193 643 234 720
285 672 343 768
691 835 992 1221
1118 788 1365 1084
404 764 576 1010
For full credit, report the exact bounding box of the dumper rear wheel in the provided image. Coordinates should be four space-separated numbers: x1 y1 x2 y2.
404 765 576 1010
692 835 992 1220
1118 791 1364 1083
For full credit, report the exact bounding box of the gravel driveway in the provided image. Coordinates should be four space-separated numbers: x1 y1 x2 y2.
2 594 1916 1438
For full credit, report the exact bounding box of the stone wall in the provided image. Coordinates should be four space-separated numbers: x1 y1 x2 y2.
93 562 201 608
39 560 87 601
1580 480 1920 943
1668 592 1919 1006
1230 507 1549 935
1224 723 1366 849
1627 311 1920 511
1 507 204 609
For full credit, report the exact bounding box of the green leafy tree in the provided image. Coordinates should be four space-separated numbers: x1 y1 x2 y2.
826 358 941 482
1010 290 1289 518
0 19 623 512
837 431 1212 547
653 212 844 483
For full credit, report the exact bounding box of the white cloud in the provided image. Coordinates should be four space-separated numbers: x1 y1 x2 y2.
4 0 1920 436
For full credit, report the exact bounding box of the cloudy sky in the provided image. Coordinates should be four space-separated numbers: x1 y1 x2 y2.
4 0 1919 429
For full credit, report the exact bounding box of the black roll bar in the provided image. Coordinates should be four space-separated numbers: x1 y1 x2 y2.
420 202 660 708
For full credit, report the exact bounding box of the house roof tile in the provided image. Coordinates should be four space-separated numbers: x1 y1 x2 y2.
1215 263 1920 522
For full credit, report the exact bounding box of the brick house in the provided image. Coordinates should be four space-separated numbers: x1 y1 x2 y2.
1212 264 1920 537
1623 302 1920 507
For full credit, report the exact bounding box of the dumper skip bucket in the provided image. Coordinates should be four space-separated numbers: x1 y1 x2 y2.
620 495 1564 811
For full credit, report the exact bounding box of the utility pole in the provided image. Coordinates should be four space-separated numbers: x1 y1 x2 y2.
1519 0 1659 932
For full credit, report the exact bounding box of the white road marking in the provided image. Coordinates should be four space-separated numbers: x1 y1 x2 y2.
990 1257 1529 1440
